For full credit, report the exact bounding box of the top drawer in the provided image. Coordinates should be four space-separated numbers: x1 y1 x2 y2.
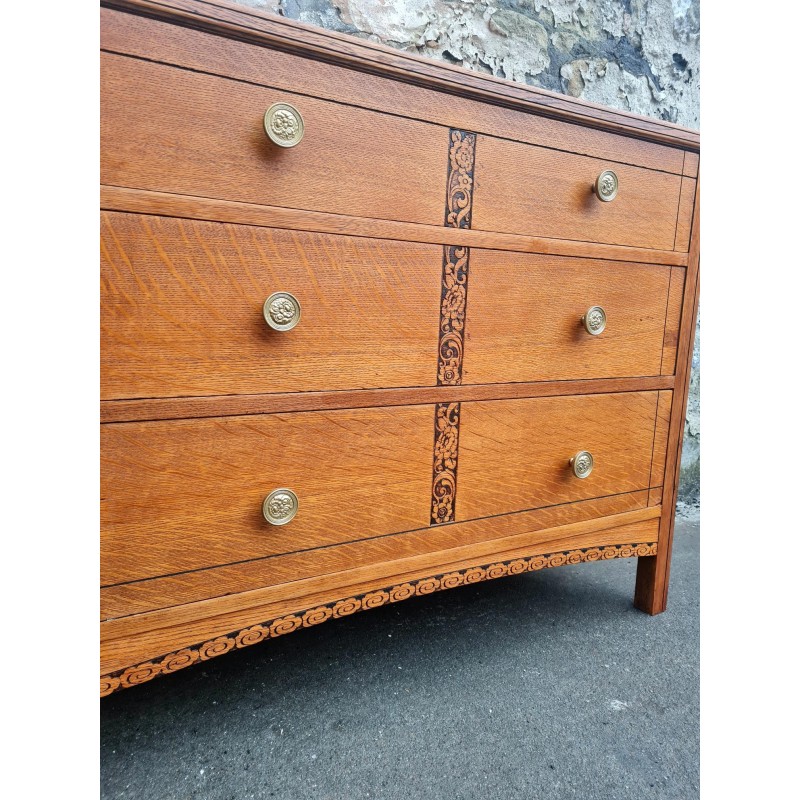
100 53 447 226
101 49 691 254
473 135 684 251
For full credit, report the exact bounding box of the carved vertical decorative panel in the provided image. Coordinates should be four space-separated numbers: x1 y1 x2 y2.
430 401 461 524
431 130 476 524
437 129 476 386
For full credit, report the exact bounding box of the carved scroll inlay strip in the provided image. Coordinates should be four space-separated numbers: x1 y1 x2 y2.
445 130 476 230
100 541 657 696
431 402 460 525
437 130 476 386
437 245 470 386
431 130 476 524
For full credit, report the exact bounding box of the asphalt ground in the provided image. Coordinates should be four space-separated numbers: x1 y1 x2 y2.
101 518 699 800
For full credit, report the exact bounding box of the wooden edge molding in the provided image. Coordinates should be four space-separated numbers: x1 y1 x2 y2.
100 187 689 267
100 376 676 424
100 540 657 696
100 0 698 150
683 151 699 178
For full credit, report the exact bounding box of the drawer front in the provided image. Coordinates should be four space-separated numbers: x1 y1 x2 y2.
101 213 443 399
101 406 434 585
463 252 672 384
101 53 447 226
457 392 659 520
473 135 682 250
102 492 654 618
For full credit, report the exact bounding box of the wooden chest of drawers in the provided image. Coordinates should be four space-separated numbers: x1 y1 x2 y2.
100 0 700 695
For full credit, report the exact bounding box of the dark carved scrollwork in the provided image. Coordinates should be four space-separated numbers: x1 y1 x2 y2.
445 130 475 229
437 246 469 386
436 130 476 388
431 402 460 524
100 542 657 696
430 130 477 524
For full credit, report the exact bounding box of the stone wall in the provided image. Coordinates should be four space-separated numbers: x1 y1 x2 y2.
234 0 700 508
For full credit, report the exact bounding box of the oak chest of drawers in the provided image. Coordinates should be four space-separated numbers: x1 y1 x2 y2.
100 0 700 695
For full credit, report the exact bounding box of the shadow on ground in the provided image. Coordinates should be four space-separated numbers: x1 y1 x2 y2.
101 520 699 800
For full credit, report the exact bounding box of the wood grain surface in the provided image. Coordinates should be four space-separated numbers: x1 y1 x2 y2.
463 251 671 384
101 405 434 585
457 392 659 520
101 52 447 226
683 151 699 177
675 178 697 251
101 212 441 399
101 6 686 175
473 134 683 250
101 490 650 618
649 391 673 488
660 267 686 374
103 535 659 694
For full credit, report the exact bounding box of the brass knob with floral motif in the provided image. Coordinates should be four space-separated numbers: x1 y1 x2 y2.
262 488 299 526
581 306 607 335
570 451 594 479
264 291 301 332
263 103 305 148
593 170 619 202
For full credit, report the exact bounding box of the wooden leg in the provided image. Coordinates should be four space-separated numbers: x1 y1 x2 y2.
634 493 678 615
634 554 668 615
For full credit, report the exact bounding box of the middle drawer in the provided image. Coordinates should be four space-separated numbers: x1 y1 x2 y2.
102 212 675 402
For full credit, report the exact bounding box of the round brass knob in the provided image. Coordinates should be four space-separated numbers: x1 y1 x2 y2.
570 451 594 479
581 306 607 335
264 102 304 148
264 291 301 332
593 169 619 202
262 488 299 526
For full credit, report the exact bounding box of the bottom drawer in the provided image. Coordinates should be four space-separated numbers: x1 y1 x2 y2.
102 391 665 588
102 489 659 618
